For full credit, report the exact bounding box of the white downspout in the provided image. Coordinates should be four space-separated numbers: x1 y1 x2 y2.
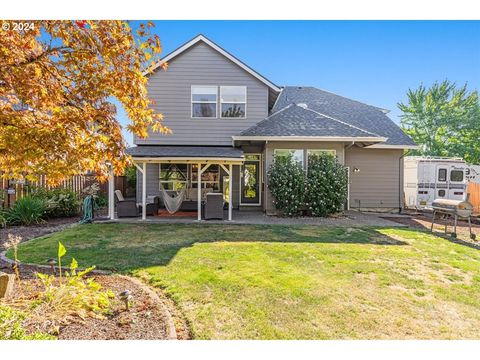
108 165 115 220
142 162 146 220
197 163 202 221
228 164 233 221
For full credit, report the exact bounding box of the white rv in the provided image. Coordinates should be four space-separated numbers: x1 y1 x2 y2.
466 165 480 184
404 156 468 209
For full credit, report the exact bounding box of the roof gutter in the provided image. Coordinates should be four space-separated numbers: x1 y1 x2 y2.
232 136 388 143
365 144 420 150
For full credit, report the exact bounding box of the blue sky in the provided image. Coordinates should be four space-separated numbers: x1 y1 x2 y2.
118 20 480 145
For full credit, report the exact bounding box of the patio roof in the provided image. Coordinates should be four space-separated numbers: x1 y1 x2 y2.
126 146 244 164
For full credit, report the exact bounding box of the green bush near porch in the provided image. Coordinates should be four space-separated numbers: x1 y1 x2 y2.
267 153 306 216
268 153 348 216
306 153 348 216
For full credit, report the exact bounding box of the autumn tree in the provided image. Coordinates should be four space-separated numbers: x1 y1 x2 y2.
399 80 480 163
0 20 169 184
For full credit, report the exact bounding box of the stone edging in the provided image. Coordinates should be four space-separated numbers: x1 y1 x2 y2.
0 250 112 275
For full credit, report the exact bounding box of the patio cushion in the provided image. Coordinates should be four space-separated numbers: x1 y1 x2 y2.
114 190 125 202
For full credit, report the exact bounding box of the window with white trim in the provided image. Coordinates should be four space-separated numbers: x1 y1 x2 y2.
307 149 337 158
192 86 217 118
274 149 304 167
220 86 246 118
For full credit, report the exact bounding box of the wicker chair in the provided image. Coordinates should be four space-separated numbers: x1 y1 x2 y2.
115 190 139 217
204 193 224 220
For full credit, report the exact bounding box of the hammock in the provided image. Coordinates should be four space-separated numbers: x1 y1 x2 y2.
160 185 186 214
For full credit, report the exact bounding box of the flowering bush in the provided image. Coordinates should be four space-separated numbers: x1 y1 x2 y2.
268 152 348 217
306 153 348 216
267 153 306 216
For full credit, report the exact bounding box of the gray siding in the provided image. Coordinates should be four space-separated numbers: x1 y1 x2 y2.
345 147 403 211
264 141 345 214
135 42 269 146
136 163 160 200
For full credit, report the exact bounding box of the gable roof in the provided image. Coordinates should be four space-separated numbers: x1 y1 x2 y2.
143 34 281 93
261 86 417 147
238 103 386 144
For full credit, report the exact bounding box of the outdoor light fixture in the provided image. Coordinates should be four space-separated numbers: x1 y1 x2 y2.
47 258 57 274
353 167 360 173
119 290 133 311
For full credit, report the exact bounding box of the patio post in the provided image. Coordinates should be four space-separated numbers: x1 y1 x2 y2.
108 164 115 220
228 164 233 221
142 162 146 220
197 162 201 221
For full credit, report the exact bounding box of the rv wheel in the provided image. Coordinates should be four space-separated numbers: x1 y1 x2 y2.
470 234 476 241
450 233 457 239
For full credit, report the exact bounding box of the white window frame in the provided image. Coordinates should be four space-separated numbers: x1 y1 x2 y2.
306 149 337 173
220 86 247 119
191 85 218 119
239 153 262 206
307 149 337 157
273 149 305 169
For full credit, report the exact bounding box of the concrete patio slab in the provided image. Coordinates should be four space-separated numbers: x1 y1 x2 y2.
96 210 407 228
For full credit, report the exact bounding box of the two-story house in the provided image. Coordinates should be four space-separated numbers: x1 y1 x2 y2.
125 34 417 220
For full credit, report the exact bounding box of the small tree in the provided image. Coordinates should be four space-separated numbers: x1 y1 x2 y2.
267 154 305 216
398 80 480 163
306 154 348 216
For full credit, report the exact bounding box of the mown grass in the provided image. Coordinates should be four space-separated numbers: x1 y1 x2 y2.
8 223 480 339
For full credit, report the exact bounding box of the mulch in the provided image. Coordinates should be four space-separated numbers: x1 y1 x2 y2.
0 260 186 340
0 217 79 248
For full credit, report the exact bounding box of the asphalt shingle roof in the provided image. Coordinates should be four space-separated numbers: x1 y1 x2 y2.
240 104 379 138
252 86 416 146
126 146 244 159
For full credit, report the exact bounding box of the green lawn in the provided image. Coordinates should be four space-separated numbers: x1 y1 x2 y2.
8 223 480 339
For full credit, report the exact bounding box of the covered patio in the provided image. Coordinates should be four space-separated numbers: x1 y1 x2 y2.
107 146 245 221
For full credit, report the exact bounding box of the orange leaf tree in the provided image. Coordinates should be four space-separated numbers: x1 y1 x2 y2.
0 20 169 184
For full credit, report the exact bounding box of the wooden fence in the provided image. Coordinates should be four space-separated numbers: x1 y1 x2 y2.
1 174 126 209
467 182 480 215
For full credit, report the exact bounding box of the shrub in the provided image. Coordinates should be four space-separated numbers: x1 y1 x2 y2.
0 211 6 228
5 196 47 225
306 154 348 216
267 153 348 217
95 193 108 208
32 188 79 218
0 305 55 340
267 153 306 216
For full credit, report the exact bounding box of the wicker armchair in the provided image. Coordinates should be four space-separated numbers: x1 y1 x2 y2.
204 193 224 220
115 190 139 217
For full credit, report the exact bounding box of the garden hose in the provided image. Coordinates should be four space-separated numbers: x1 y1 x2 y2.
79 195 94 224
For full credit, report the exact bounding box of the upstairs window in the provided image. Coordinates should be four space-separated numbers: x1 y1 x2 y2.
220 86 246 118
192 86 217 118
